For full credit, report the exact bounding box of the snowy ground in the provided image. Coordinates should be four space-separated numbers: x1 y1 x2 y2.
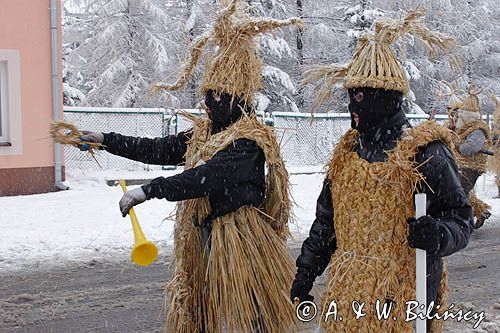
1 169 500 332
0 167 323 271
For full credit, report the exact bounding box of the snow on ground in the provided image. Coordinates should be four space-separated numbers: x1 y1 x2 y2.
0 168 324 271
1 169 498 272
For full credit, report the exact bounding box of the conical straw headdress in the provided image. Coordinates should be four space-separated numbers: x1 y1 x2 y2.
303 7 456 113
459 85 483 113
153 0 302 106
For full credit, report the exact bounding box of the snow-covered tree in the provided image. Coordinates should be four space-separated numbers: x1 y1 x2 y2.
66 0 183 107
62 6 87 106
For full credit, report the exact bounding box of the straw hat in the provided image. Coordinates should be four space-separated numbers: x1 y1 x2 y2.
153 0 302 106
458 85 483 113
304 7 456 112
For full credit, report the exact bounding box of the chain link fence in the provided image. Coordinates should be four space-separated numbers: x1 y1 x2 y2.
63 107 453 170
64 107 165 170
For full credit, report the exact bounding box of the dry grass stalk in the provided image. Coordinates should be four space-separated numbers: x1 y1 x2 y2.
153 0 303 106
321 121 451 332
164 113 296 333
303 7 456 113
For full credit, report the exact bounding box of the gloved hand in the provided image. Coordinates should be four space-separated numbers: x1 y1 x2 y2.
407 215 441 254
290 272 314 304
119 187 147 217
78 131 104 151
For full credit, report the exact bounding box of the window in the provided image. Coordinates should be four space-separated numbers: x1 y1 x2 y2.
0 49 22 155
0 61 8 144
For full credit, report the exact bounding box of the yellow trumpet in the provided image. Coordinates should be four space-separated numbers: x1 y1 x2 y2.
119 180 158 267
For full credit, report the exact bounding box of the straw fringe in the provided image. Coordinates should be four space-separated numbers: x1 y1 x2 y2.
302 64 349 113
151 33 211 94
430 260 448 333
165 114 295 332
321 121 450 333
153 0 302 105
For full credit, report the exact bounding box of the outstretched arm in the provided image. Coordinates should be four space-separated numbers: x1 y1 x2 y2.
141 139 264 201
102 131 191 166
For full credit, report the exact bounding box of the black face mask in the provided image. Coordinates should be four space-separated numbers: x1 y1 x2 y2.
205 90 247 133
348 87 404 133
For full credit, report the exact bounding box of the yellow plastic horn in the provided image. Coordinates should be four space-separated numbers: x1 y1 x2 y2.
118 180 158 267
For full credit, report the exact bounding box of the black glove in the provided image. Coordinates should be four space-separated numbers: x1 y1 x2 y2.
407 215 441 255
290 269 314 303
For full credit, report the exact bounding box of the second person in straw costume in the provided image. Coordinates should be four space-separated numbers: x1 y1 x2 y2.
292 8 473 333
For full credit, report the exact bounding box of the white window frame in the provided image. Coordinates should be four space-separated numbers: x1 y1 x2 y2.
0 49 22 155
0 61 9 143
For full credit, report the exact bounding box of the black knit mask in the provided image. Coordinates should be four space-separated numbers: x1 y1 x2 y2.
348 87 404 133
205 90 247 133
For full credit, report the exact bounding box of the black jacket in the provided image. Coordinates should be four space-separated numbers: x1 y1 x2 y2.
102 126 266 220
295 111 474 305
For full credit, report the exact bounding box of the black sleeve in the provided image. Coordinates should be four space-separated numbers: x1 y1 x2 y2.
416 141 474 257
102 131 191 166
141 139 264 201
295 180 337 280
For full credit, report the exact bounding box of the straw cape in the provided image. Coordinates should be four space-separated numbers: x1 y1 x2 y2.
301 8 457 333
303 7 456 113
152 0 303 106
154 1 302 332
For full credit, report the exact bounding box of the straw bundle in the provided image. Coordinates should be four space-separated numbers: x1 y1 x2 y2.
322 121 451 333
50 121 103 153
165 113 295 333
153 0 303 106
303 8 456 113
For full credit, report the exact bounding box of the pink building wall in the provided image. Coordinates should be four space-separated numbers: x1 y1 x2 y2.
0 0 64 195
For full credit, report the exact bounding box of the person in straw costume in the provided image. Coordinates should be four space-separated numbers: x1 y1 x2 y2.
77 1 302 332
447 86 492 229
291 8 473 333
487 94 500 198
